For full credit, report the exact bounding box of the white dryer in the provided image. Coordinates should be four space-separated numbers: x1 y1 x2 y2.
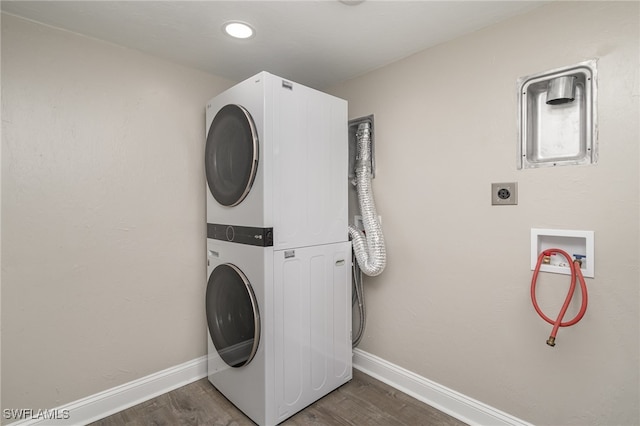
205 71 348 250
206 239 352 425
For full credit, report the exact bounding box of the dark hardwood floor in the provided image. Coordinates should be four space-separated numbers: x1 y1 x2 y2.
90 369 467 426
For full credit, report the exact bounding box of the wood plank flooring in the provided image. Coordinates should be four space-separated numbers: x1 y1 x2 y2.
90 369 467 426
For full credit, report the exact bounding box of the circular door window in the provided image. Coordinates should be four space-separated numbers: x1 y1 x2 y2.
206 263 260 368
205 104 259 207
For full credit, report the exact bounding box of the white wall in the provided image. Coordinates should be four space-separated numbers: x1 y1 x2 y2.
329 2 639 425
1 13 232 413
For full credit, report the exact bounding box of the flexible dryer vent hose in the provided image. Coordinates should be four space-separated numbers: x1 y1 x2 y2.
348 122 386 277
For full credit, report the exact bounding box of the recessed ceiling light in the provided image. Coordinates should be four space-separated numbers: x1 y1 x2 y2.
223 21 255 39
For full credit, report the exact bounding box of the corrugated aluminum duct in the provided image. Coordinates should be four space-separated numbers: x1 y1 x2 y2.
348 122 386 276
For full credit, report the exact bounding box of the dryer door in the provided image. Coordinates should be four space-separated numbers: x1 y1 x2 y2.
206 263 260 368
205 104 259 207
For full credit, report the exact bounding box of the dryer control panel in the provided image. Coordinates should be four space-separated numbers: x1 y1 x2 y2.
207 223 273 247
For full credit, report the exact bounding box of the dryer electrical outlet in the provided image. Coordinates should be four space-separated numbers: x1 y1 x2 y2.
491 182 518 205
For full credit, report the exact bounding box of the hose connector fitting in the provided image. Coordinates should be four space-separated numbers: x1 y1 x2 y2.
546 336 556 347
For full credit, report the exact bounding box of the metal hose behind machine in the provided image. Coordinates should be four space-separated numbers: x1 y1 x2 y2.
349 121 386 347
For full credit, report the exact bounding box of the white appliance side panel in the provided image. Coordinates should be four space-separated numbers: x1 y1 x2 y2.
205 72 267 228
274 253 305 421
306 95 349 245
309 254 329 390
272 80 348 250
273 242 353 424
332 247 352 379
272 80 306 249
325 97 349 243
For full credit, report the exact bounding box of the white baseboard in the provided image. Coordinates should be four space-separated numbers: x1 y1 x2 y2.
352 348 533 426
8 350 530 426
7 356 207 426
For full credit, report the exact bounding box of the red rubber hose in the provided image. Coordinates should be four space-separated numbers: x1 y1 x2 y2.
530 248 588 347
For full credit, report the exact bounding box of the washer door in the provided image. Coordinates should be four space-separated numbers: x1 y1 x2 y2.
205 104 259 207
206 263 260 368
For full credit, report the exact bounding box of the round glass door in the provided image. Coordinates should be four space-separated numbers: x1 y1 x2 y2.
206 263 260 368
205 104 259 207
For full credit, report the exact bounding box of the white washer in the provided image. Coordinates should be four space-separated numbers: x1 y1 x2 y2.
206 239 352 425
205 71 348 250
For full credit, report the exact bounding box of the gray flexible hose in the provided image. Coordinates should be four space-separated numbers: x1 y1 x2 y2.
352 257 366 347
348 122 386 277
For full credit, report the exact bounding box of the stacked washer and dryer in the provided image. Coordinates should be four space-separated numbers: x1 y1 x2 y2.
204 72 352 425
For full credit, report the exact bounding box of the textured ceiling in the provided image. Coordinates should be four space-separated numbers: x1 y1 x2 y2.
1 1 548 89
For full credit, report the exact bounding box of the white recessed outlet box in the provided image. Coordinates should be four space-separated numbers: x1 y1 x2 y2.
531 228 594 278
